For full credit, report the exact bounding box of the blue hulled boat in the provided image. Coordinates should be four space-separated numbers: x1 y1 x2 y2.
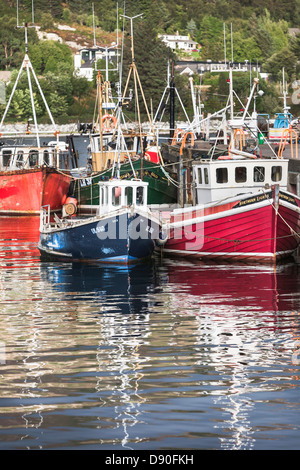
38 179 162 264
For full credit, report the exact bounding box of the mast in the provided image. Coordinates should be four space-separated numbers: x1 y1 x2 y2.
281 67 290 114
169 61 175 139
0 0 59 148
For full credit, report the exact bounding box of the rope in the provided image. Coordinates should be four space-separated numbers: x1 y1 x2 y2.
262 188 300 240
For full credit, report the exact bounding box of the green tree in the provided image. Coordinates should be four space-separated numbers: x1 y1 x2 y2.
186 19 197 39
199 16 224 60
29 40 73 75
230 31 262 62
40 13 55 31
33 0 63 19
0 15 36 70
7 89 42 121
121 18 174 118
264 47 297 81
49 91 68 118
255 9 289 59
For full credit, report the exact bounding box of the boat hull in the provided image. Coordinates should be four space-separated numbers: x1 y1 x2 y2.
162 188 300 263
38 210 159 264
0 167 71 215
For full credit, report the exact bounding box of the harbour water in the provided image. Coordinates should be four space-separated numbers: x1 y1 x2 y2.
0 216 300 451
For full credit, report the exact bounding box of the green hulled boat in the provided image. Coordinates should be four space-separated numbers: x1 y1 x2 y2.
73 158 178 213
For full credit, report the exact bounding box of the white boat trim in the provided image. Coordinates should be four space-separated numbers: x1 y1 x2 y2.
168 197 273 229
162 248 295 258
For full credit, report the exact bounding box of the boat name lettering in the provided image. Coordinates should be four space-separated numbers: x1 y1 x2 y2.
144 170 159 179
120 170 160 180
80 178 92 187
91 225 105 234
120 172 132 180
234 192 270 208
279 192 297 206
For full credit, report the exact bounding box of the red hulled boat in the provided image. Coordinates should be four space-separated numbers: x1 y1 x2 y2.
0 22 72 215
158 155 300 264
0 157 71 215
155 67 300 264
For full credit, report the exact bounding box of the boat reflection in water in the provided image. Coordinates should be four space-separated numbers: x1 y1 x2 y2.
163 259 300 450
0 216 300 450
40 261 160 316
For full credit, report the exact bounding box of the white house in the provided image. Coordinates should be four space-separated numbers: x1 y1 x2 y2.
159 33 199 52
74 45 119 81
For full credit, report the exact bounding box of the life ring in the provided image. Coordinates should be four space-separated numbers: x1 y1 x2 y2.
101 114 117 132
144 152 151 161
63 197 77 216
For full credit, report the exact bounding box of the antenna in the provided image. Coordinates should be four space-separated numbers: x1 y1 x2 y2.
17 0 36 53
231 23 234 63
92 3 96 47
94 4 120 81
120 13 143 62
17 0 35 28
32 0 35 25
223 23 227 67
119 12 164 164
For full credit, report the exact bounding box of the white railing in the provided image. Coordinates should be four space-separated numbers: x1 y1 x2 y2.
40 205 50 232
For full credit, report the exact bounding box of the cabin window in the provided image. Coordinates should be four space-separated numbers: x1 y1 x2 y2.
43 150 50 166
101 187 108 206
216 167 228 184
125 186 133 205
198 168 202 184
112 186 122 206
136 186 144 205
271 166 282 182
29 150 39 167
204 168 209 184
100 187 104 206
254 166 265 182
235 166 247 183
2 150 12 167
16 151 24 168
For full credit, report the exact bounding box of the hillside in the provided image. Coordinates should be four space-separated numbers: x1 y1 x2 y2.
0 0 299 123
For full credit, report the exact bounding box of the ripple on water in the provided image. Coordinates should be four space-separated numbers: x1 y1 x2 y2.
0 218 300 449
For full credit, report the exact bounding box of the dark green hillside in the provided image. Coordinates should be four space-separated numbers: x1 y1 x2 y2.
0 0 299 122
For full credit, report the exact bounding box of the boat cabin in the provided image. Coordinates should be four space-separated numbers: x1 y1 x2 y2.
193 158 289 204
0 144 69 171
90 133 141 172
97 179 149 216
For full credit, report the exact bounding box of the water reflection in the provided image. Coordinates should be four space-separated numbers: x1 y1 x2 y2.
163 259 300 450
0 217 299 449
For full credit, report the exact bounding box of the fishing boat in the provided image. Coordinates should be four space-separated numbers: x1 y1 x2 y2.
156 68 300 264
73 16 178 210
38 78 163 264
0 19 72 215
74 157 177 213
38 178 161 263
0 141 71 215
159 153 300 263
257 69 299 145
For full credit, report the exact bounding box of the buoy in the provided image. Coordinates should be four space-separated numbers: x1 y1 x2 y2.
101 114 117 132
63 196 77 216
